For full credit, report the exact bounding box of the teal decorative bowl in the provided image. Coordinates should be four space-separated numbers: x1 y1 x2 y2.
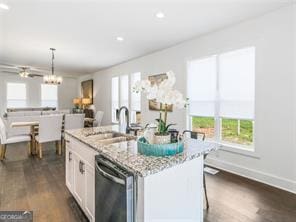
137 137 184 157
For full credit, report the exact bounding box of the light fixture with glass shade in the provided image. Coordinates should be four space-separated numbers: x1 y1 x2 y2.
19 67 30 78
82 98 91 109
43 48 63 85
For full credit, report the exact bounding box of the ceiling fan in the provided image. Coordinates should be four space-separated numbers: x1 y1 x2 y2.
0 65 44 78
18 67 43 78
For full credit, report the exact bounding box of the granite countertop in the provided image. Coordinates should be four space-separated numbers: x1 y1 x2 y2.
65 125 218 177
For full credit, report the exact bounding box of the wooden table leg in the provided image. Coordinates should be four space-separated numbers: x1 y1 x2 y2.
0 144 4 160
1 145 7 159
55 141 62 155
31 125 36 155
38 143 43 159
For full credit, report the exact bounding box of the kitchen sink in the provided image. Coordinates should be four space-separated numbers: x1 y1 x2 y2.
84 131 136 145
83 130 114 137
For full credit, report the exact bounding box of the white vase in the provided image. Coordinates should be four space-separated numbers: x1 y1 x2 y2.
143 124 157 144
154 134 171 144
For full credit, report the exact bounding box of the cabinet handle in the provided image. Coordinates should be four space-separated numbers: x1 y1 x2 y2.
80 161 85 174
65 140 70 143
69 152 72 161
79 161 82 173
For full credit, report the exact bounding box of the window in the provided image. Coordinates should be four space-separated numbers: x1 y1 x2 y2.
130 72 141 123
221 118 253 145
112 73 142 124
120 75 129 107
7 83 27 108
187 47 255 148
191 116 215 139
41 84 58 108
187 56 217 139
219 47 255 146
111 77 119 123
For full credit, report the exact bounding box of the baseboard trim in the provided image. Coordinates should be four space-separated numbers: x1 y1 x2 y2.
206 157 296 194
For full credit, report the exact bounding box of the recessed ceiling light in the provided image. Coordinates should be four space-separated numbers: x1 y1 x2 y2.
116 37 124 42
0 3 10 10
156 11 165 19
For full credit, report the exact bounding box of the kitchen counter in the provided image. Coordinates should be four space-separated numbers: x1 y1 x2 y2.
65 125 218 221
65 125 218 177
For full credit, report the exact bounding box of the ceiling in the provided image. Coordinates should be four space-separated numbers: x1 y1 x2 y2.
0 0 293 76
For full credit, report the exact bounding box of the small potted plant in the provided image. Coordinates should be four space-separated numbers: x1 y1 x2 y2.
134 71 187 144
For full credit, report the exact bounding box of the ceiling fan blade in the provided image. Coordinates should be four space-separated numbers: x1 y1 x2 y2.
32 67 49 72
0 63 18 69
1 70 43 78
1 64 47 79
2 70 19 74
29 74 44 78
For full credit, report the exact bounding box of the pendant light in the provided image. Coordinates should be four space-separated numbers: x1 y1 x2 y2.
43 48 62 85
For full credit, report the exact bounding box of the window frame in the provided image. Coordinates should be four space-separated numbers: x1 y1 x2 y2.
6 82 28 108
111 72 142 124
130 72 141 123
111 76 120 123
40 84 58 108
119 75 129 108
186 47 257 156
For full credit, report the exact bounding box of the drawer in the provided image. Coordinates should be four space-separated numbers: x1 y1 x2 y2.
65 134 72 149
66 135 97 167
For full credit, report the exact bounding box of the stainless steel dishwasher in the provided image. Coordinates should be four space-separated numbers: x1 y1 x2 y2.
95 155 134 222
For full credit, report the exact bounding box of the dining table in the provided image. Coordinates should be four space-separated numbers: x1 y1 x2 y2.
10 117 94 155
10 121 39 155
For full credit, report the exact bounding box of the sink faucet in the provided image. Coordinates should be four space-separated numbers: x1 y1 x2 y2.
116 106 130 134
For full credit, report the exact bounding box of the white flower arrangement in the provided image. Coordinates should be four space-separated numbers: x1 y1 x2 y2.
133 71 187 108
133 71 187 136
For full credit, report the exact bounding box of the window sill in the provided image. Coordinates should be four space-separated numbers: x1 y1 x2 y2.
217 142 260 159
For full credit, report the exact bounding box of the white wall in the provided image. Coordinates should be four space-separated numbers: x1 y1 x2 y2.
0 72 78 115
79 5 296 193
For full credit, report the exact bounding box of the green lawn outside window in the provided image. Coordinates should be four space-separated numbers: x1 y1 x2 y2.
221 118 253 145
191 116 253 146
191 117 215 139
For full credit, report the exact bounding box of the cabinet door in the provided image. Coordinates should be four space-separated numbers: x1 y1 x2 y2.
84 163 95 222
73 152 85 207
65 147 74 192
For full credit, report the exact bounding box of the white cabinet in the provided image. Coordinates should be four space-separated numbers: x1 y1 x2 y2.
84 162 95 221
65 134 205 222
65 146 74 191
73 152 85 207
65 136 96 222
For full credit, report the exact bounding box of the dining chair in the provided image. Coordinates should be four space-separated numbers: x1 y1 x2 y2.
183 130 209 210
35 114 63 159
6 116 32 137
93 111 104 127
0 117 32 160
64 114 85 130
62 113 85 150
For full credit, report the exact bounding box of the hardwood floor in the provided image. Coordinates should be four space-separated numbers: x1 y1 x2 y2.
0 142 88 222
204 169 296 222
1 142 296 222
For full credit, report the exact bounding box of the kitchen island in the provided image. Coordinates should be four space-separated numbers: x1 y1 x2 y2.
65 125 217 222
